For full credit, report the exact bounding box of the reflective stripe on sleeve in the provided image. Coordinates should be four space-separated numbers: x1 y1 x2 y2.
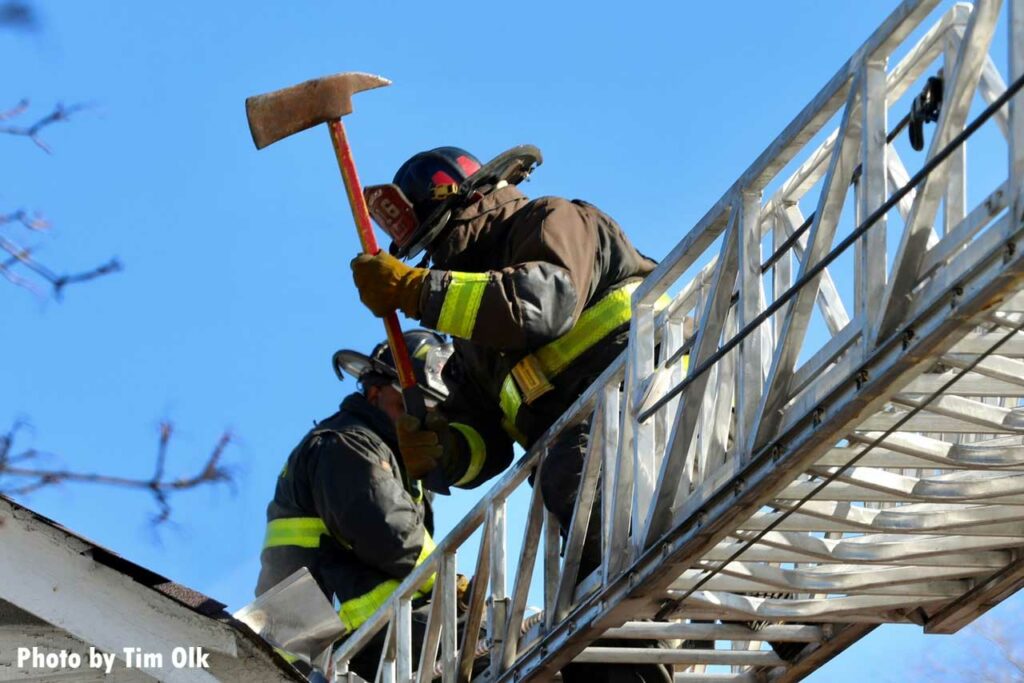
436 272 489 339
450 423 487 486
337 529 438 633
262 517 330 549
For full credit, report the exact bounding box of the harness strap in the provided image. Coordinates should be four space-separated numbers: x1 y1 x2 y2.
500 282 672 443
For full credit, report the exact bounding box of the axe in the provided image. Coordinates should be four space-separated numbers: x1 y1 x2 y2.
245 72 432 440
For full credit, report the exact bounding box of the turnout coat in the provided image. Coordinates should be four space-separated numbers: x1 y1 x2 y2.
416 185 659 490
256 393 435 634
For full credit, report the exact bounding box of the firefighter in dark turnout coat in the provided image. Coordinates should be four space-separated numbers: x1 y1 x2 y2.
255 330 452 679
352 146 672 683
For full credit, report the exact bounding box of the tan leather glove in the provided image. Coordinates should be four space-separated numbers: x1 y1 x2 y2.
351 251 428 319
456 574 472 613
395 412 453 480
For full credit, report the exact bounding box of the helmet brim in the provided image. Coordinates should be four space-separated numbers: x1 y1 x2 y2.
331 345 451 405
332 349 393 383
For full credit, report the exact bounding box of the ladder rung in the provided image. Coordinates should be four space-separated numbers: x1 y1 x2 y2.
574 647 786 666
603 622 823 642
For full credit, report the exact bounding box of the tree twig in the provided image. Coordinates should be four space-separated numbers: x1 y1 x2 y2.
0 421 235 525
0 209 50 232
0 100 88 153
0 234 122 298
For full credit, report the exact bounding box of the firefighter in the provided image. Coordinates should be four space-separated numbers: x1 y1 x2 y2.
352 146 672 683
255 329 452 680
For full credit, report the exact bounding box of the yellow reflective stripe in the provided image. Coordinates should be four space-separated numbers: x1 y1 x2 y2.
497 282 672 447
274 647 300 664
337 529 437 633
338 579 402 633
533 282 669 377
534 287 632 376
450 423 487 486
436 272 489 339
263 517 329 549
498 375 522 431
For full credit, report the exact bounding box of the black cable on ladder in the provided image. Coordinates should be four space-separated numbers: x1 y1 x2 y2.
759 72 944 277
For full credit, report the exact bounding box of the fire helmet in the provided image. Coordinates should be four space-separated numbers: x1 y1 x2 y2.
332 329 452 404
365 145 543 259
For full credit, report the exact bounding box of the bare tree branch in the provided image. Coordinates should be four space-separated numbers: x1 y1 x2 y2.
973 620 1024 681
0 3 235 532
0 209 50 231
0 233 122 298
0 101 87 153
0 100 121 299
0 420 235 525
908 615 1024 683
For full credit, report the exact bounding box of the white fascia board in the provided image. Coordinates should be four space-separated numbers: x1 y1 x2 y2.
0 499 236 683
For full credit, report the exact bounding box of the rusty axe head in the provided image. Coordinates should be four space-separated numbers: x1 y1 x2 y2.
245 72 390 150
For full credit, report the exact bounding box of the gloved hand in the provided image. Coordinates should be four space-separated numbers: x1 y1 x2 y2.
396 412 453 480
351 251 428 319
456 574 472 613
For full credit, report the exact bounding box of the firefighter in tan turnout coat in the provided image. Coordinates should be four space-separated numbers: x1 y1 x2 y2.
352 145 672 683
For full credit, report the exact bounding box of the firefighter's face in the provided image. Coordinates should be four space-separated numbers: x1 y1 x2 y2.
367 384 405 424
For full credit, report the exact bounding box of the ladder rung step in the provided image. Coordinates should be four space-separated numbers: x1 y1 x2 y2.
574 647 786 666
603 622 822 642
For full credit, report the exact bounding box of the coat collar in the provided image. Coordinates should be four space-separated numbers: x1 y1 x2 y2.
430 186 529 269
451 184 528 223
338 392 398 449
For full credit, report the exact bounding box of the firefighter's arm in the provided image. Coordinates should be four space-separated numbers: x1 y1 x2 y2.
429 357 515 490
437 415 514 490
308 431 429 579
418 198 597 350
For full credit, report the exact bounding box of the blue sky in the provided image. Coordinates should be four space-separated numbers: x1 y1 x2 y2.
2 1 1020 680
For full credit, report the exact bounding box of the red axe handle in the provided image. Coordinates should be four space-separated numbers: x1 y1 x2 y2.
327 119 426 420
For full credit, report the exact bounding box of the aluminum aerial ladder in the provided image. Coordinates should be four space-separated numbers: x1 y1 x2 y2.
333 0 1024 680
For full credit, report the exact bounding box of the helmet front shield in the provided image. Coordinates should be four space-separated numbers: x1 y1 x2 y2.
365 183 419 253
